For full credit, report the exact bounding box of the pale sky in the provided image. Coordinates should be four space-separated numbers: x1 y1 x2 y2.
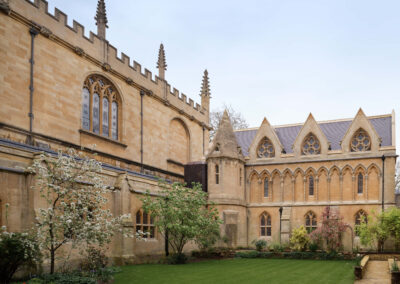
48 0 400 151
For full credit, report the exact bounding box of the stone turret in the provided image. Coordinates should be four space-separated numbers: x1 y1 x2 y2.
157 43 167 80
207 110 246 247
95 0 108 39
200 70 211 123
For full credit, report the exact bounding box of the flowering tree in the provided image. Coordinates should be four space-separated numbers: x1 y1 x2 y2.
27 149 132 274
309 207 347 252
141 182 221 261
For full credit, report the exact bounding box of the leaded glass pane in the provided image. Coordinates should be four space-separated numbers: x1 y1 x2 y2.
111 102 118 140
266 227 271 236
267 215 271 226
136 211 141 224
150 227 155 238
309 176 314 195
102 97 109 137
261 227 265 236
261 215 265 226
82 88 90 130
92 93 100 134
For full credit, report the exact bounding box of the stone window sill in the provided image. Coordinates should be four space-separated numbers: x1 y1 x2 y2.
79 129 127 148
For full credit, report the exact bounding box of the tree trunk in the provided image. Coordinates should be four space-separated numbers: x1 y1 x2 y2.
50 247 55 274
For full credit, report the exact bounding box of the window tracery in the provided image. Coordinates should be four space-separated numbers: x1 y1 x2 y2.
302 133 321 155
351 129 371 152
82 75 120 139
260 213 271 236
305 211 317 233
257 137 275 158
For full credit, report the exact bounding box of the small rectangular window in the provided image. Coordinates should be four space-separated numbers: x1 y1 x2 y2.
215 165 219 184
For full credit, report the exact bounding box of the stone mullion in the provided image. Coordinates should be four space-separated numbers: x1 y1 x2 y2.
303 177 306 202
280 178 284 203
365 174 369 200
352 175 356 201
108 92 112 137
89 84 94 132
315 177 319 201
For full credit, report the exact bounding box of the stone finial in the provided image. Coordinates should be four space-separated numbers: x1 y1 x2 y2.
95 0 108 39
157 43 167 79
200 69 211 97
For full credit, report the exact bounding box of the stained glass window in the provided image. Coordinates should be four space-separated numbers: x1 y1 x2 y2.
92 93 100 134
81 75 120 140
81 88 90 130
111 102 118 140
102 98 109 137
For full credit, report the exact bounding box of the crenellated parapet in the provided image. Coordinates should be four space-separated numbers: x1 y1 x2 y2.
6 0 210 128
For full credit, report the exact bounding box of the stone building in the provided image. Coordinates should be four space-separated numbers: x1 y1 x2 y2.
0 0 397 263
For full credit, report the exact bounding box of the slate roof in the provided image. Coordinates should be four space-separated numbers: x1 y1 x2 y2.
234 115 393 156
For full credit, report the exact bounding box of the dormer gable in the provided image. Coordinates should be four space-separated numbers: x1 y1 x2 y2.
292 113 330 157
248 117 283 160
341 108 381 153
207 110 244 161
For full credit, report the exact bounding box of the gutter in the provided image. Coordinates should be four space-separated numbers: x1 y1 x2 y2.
28 26 39 145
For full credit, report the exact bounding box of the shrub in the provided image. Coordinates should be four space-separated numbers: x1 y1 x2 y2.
269 242 284 252
290 226 310 252
0 227 40 284
252 239 267 252
80 246 108 272
167 253 187 265
392 259 400 272
309 242 319 252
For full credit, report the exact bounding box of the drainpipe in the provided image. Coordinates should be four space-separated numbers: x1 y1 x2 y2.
279 207 283 244
140 90 145 173
202 126 205 156
381 155 386 211
28 27 39 145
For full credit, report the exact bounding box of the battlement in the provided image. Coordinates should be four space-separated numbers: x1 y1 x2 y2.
8 0 207 124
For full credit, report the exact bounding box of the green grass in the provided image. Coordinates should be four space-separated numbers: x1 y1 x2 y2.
114 258 355 284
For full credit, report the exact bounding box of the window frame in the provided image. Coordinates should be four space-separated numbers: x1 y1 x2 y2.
305 211 317 233
264 178 269 198
350 128 371 152
355 210 367 236
135 209 155 239
308 175 314 196
357 172 364 194
301 133 321 155
260 212 272 237
82 75 121 140
215 164 220 185
257 137 275 158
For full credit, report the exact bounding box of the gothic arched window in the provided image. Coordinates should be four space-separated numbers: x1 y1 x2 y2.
257 137 275 158
82 75 121 140
355 210 367 236
351 128 371 152
136 209 155 238
357 172 364 194
308 176 314 196
264 178 269 197
302 133 321 155
305 211 317 233
260 212 271 236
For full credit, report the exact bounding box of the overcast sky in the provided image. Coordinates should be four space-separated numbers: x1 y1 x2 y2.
48 0 400 150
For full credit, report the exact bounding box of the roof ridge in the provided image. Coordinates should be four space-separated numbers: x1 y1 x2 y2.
234 113 392 132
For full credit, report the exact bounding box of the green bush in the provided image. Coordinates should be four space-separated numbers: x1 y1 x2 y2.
269 242 284 252
252 239 267 252
80 246 108 272
0 229 40 284
167 253 188 264
290 226 310 252
309 242 319 252
235 250 352 261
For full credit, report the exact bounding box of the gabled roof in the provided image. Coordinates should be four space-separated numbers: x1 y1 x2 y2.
234 115 392 156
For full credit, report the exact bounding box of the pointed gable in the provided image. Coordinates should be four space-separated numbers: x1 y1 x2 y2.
292 113 329 157
248 117 283 159
341 108 381 152
207 110 244 160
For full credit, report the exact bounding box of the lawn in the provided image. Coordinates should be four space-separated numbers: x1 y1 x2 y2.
114 258 355 284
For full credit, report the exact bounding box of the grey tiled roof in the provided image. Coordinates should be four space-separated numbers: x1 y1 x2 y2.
234 116 392 156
